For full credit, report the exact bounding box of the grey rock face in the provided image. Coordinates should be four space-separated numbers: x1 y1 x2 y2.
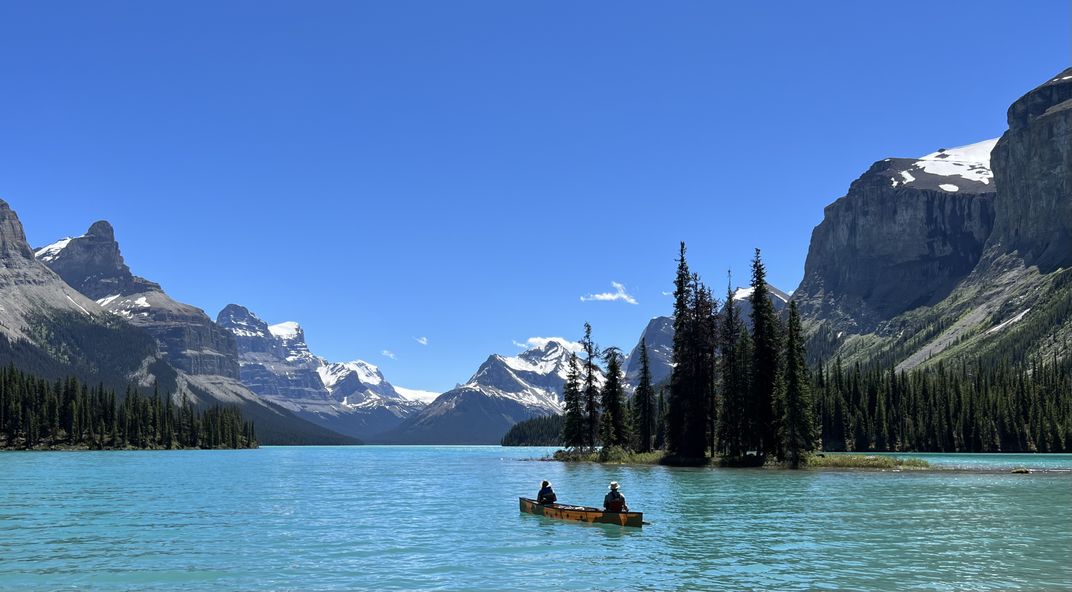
34 221 160 299
216 305 332 402
37 222 240 379
793 68 1072 371
794 155 996 334
623 316 673 391
0 198 165 387
988 68 1072 272
1 200 112 341
217 304 424 439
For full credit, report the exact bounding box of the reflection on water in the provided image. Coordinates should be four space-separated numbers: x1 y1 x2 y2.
0 447 1069 590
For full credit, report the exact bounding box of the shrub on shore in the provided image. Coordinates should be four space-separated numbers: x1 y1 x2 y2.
807 454 929 469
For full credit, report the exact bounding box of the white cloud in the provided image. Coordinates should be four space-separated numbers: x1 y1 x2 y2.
661 291 672 297
414 336 429 346
513 336 583 353
581 281 638 305
394 386 441 404
381 350 397 360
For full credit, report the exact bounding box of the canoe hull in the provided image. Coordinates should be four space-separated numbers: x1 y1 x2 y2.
519 497 643 527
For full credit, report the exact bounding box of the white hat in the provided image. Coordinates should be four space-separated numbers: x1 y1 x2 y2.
609 481 619 490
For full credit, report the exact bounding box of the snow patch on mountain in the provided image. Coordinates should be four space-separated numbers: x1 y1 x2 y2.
34 237 75 263
986 308 1031 335
916 139 998 184
889 138 999 190
268 322 302 340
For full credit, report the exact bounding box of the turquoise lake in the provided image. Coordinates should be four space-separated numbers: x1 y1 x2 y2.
1 447 1070 591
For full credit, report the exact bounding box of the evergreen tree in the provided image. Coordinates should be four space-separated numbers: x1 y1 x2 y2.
599 348 629 449
633 340 656 453
667 243 716 459
667 242 692 456
749 248 783 458
780 301 816 468
718 278 748 459
561 353 586 449
581 322 601 451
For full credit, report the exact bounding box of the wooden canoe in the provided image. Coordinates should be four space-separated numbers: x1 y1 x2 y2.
519 497 644 527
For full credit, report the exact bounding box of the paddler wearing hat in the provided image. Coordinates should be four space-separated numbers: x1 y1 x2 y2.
603 481 628 513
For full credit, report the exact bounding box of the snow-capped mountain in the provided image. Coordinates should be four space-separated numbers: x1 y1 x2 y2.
216 304 427 439
0 199 162 387
729 283 791 330
382 339 593 444
37 221 240 378
27 216 353 445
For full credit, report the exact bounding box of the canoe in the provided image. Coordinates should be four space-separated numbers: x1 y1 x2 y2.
519 497 644 527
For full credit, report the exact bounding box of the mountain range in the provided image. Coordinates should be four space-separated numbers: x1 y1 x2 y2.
216 303 428 440
1 67 1068 446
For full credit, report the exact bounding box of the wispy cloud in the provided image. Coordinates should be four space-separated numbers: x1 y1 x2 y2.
513 337 584 353
580 281 638 305
414 336 429 346
661 291 672 297
381 350 397 360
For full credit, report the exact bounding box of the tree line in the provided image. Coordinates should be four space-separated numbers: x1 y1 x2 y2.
0 366 257 450
548 242 1070 465
817 356 1071 453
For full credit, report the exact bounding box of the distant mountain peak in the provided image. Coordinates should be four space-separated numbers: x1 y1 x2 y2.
218 303 424 439
34 219 160 299
86 220 115 240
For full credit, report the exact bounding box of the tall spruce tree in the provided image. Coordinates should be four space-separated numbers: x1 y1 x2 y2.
581 322 601 451
633 340 656 453
780 300 816 467
561 353 585 448
668 243 696 456
749 248 783 458
667 243 716 460
600 348 629 449
718 279 748 459
693 278 718 458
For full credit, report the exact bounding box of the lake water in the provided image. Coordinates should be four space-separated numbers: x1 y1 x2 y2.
1 447 1070 591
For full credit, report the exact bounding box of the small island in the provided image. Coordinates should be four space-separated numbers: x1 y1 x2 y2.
503 245 1070 470
0 366 257 450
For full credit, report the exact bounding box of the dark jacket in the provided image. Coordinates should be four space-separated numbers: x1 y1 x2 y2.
537 486 557 505
603 489 627 512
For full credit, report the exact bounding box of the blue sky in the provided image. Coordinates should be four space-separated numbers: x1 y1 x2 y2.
1 1 1067 393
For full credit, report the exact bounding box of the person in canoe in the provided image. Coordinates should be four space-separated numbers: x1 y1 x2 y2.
537 480 557 505
603 481 628 513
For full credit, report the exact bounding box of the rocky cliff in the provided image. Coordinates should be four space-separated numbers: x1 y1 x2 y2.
796 68 1072 370
37 222 240 378
986 67 1072 272
0 199 162 386
794 142 997 336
